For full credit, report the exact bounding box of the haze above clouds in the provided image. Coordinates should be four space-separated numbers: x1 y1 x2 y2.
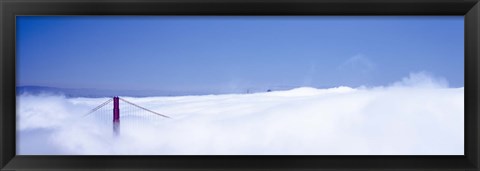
17 72 464 155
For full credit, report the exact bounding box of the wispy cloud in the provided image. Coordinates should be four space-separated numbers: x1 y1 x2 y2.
336 54 377 86
338 54 376 75
302 63 317 86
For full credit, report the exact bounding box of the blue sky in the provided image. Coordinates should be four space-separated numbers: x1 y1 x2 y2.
16 16 464 94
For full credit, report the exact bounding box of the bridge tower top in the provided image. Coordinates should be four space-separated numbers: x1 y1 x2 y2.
113 96 120 135
84 96 170 136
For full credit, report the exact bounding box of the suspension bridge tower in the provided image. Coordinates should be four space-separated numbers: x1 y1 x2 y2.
113 96 120 136
84 96 171 136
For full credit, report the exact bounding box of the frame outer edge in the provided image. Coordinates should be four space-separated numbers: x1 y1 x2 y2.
1 1 16 170
474 2 480 169
2 0 480 170
0 0 4 169
477 2 480 168
466 1 480 169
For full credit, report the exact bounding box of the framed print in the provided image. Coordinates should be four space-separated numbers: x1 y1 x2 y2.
1 0 479 170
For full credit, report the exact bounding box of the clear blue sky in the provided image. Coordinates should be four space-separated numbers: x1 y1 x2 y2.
17 16 464 94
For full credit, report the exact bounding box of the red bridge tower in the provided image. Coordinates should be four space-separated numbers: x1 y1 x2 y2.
113 96 120 136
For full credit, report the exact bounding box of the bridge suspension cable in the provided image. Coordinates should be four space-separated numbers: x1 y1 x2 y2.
83 98 113 117
119 98 171 119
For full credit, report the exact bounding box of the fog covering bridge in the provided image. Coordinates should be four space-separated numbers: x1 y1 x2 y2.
83 96 171 135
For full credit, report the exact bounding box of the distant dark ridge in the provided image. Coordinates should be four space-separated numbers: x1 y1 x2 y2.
17 86 123 98
16 85 337 98
16 86 236 98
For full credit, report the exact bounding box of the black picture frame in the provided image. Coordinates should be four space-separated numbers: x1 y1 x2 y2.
1 0 479 170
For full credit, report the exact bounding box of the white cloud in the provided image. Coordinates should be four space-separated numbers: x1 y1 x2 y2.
16 72 463 155
390 71 449 88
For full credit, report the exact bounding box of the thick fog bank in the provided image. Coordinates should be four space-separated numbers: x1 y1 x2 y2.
17 72 464 155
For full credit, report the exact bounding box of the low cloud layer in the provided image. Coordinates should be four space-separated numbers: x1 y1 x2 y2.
17 72 464 155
